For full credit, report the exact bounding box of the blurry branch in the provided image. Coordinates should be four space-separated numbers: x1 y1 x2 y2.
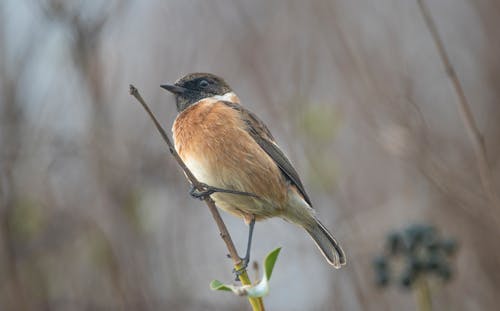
417 0 500 213
129 85 265 311
39 1 145 306
40 0 130 120
0 3 47 309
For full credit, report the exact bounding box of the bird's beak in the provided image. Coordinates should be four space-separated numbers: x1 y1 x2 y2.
160 84 187 95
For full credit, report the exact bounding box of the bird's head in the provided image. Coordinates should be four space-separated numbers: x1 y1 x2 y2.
161 73 233 112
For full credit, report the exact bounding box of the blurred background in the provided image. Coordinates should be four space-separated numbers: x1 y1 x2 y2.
1 0 500 310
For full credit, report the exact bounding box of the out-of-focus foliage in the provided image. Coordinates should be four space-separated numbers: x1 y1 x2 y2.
1 0 500 310
373 224 458 289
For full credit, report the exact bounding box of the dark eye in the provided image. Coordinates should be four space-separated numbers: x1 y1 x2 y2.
199 80 209 88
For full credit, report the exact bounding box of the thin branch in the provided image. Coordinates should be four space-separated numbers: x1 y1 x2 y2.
129 85 264 311
417 0 500 212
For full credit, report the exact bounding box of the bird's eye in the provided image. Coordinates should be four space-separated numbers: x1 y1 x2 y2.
199 80 209 88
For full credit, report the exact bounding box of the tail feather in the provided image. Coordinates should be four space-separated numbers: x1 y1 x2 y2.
305 219 346 269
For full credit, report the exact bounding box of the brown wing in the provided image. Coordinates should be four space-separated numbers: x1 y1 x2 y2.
222 101 313 207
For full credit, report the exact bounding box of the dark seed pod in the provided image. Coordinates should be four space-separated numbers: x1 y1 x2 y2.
408 256 423 273
405 224 426 244
375 270 390 287
425 253 441 271
426 239 440 252
387 232 403 255
400 268 415 289
402 234 418 254
375 224 458 291
373 256 388 270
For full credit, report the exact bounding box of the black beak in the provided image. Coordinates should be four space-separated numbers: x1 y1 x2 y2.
160 84 187 95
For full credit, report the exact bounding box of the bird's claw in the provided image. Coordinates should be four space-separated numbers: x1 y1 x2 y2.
232 256 250 281
189 183 214 200
189 183 259 200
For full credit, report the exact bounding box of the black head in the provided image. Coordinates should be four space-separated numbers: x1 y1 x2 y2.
161 73 232 112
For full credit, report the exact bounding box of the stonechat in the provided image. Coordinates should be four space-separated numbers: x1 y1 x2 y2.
161 73 346 269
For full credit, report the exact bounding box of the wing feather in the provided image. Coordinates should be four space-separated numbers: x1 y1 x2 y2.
222 101 313 206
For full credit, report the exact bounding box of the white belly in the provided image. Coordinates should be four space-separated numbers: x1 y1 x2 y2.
184 157 216 186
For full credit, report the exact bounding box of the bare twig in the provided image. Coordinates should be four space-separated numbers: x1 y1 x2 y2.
417 0 500 212
129 85 265 311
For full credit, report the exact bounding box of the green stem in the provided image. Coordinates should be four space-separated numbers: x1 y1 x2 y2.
234 262 265 311
414 277 432 311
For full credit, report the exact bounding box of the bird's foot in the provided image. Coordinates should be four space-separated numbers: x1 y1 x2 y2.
189 183 215 200
232 256 250 281
189 183 260 200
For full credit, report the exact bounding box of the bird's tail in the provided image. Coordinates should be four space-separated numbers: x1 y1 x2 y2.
305 219 346 269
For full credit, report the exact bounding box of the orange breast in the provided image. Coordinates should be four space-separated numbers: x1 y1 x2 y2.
172 99 287 219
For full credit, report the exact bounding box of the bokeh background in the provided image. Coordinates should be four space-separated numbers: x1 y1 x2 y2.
1 0 500 310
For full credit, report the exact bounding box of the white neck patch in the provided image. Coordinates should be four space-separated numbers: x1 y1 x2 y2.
212 92 240 103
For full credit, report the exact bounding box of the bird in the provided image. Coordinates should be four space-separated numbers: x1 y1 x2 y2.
161 73 346 269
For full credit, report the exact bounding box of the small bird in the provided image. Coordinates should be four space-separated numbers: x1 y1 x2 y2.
161 73 346 269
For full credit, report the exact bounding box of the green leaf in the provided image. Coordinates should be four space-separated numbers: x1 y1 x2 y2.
209 247 282 298
210 280 233 292
264 247 281 281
